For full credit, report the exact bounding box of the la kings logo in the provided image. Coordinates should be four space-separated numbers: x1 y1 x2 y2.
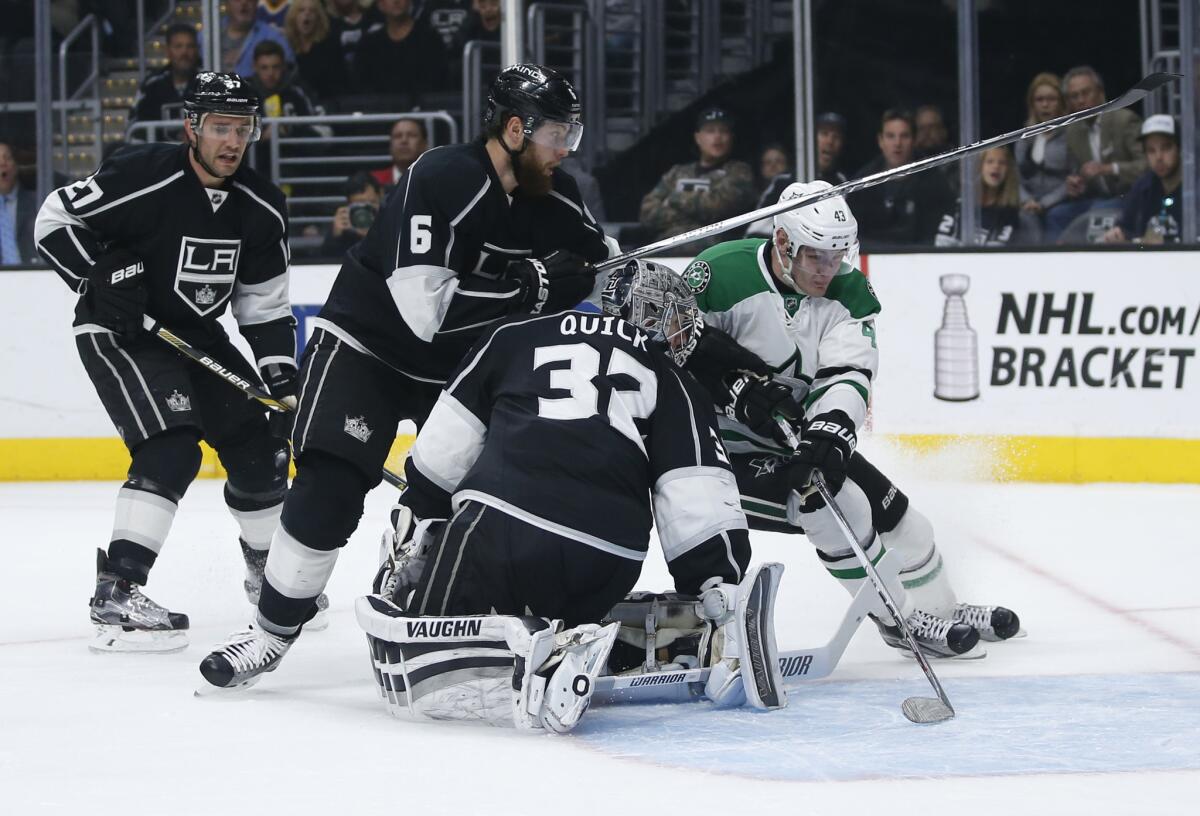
174 236 241 316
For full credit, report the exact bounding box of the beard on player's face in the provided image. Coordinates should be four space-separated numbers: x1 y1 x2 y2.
513 145 555 196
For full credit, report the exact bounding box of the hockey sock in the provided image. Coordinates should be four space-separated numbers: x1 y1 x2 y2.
107 431 201 584
257 522 339 636
224 481 284 553
801 479 911 624
879 506 958 618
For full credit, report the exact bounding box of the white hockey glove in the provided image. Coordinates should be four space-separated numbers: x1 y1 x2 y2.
700 563 787 710
372 505 439 608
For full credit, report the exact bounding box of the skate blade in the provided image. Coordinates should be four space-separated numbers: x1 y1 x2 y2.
981 626 1028 642
900 642 988 661
90 626 188 654
194 675 263 697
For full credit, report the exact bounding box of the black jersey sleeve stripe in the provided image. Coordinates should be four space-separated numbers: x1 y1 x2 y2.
548 189 601 234
814 365 873 381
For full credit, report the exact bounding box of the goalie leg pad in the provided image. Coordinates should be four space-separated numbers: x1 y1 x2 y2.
701 562 787 710
356 595 565 728
537 622 621 733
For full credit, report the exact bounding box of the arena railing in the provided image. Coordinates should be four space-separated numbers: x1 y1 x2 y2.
57 14 102 176
127 111 459 236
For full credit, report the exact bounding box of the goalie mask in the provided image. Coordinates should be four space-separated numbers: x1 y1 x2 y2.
601 259 702 366
771 180 857 293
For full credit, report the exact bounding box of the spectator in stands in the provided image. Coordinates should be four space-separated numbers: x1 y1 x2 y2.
222 0 292 77
934 146 1022 247
258 0 292 27
328 0 384 62
1048 66 1145 239
456 0 501 47
354 0 448 98
815 111 848 185
639 106 755 256
130 23 199 126
285 0 346 102
321 171 382 257
425 0 475 52
915 104 950 158
757 142 789 193
0 141 37 265
371 116 428 189
250 40 329 166
1014 71 1070 244
1102 115 1183 244
848 108 954 249
915 103 957 191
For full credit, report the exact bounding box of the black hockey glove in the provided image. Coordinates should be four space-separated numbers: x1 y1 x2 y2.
260 362 299 440
683 324 771 400
788 410 857 509
512 250 596 314
725 374 806 447
86 249 147 341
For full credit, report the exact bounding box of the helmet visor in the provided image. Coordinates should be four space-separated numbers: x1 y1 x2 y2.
528 119 584 152
794 246 846 273
196 114 262 144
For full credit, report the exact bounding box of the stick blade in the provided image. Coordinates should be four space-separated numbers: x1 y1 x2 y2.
1133 72 1182 94
902 696 955 724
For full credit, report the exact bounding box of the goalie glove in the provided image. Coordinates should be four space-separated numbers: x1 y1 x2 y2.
682 324 770 399
373 505 439 608
788 410 857 508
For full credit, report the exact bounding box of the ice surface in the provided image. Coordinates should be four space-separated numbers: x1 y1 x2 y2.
2 448 1198 814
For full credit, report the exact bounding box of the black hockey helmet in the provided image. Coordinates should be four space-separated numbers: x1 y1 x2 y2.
483 64 583 151
601 259 702 366
184 71 261 132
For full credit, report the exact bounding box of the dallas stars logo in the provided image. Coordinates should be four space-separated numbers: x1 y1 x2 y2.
749 456 786 477
684 260 711 293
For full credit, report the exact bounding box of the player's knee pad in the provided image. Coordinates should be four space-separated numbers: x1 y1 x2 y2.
847 452 910 533
881 506 958 618
280 452 369 551
127 428 203 500
218 434 288 498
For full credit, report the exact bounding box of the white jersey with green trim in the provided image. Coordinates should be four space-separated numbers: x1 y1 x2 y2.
684 238 881 453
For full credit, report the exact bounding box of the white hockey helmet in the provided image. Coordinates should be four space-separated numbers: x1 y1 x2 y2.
772 180 857 255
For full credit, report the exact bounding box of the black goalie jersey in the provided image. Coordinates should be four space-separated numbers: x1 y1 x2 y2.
400 311 750 594
35 142 295 365
316 141 611 385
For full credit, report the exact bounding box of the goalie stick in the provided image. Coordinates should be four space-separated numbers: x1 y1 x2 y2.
590 554 884 706
142 315 408 490
597 72 1179 269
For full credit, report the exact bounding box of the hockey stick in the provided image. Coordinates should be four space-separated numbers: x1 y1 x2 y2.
591 556 880 706
142 316 408 490
810 471 954 724
771 418 952 723
596 72 1178 269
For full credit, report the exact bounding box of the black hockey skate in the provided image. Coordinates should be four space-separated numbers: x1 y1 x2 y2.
198 624 296 690
952 603 1023 641
90 549 189 654
872 609 980 658
240 539 330 631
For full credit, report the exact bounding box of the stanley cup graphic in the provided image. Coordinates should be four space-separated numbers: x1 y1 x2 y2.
934 273 980 401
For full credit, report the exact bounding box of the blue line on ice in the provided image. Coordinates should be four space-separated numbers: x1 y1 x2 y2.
575 672 1200 781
